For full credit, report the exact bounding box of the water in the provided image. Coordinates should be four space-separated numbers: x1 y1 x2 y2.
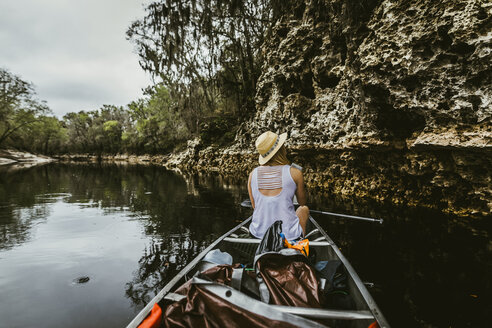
0 163 490 327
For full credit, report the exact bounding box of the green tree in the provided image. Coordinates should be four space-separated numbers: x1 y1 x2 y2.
63 105 129 154
0 68 49 147
63 111 92 152
103 120 122 153
128 84 189 153
12 115 66 154
127 0 276 136
34 116 67 154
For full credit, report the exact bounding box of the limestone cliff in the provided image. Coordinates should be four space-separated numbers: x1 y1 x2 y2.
177 0 492 216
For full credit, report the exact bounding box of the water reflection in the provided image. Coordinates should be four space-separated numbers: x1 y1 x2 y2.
122 170 249 310
0 163 246 327
0 163 490 328
0 165 57 250
0 204 51 251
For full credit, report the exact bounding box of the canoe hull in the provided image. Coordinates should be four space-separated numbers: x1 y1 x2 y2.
127 217 389 328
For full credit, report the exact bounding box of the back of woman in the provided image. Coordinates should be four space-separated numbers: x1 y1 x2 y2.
248 131 309 240
249 164 302 240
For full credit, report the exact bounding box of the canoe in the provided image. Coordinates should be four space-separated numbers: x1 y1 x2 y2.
127 216 389 328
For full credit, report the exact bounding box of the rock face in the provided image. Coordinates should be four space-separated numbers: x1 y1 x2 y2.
183 0 491 217
241 0 491 149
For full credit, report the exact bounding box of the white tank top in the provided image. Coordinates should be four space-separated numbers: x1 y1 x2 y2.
249 165 303 240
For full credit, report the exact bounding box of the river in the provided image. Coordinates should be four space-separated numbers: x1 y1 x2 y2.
0 163 490 327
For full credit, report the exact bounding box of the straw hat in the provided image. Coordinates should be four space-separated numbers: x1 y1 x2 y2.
255 131 288 165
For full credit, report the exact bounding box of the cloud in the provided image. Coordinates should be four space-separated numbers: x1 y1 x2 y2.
0 0 151 117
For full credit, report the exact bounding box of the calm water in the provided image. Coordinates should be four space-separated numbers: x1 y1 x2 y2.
0 163 490 327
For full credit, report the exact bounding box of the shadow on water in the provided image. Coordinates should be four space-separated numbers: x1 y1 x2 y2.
0 163 490 327
309 195 491 327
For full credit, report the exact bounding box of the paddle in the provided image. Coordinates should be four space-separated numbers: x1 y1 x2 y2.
240 199 383 224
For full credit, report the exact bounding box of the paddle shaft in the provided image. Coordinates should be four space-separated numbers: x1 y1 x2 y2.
309 209 383 224
240 200 383 224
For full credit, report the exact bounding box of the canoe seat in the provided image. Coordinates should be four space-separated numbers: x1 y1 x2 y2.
305 229 320 239
224 237 331 246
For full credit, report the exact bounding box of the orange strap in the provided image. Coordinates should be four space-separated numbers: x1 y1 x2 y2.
284 238 309 257
368 321 379 328
138 303 162 328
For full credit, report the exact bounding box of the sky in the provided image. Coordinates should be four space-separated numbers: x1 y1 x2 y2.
0 0 152 117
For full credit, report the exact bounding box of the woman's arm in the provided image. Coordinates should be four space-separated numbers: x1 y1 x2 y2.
291 167 307 206
247 171 255 209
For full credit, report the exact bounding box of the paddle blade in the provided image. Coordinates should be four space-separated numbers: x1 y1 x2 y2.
240 199 252 208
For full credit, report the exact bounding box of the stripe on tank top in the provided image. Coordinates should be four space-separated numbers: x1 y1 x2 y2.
257 166 282 189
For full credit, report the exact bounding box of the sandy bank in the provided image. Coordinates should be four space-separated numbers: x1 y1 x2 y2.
0 149 56 167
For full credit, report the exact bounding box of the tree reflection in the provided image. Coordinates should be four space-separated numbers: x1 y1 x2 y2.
0 163 247 312
0 205 51 250
123 167 246 310
124 234 212 308
0 165 55 250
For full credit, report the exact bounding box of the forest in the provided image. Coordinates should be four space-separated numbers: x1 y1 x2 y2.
0 0 287 155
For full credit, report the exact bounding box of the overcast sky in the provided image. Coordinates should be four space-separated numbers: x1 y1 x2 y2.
0 0 152 117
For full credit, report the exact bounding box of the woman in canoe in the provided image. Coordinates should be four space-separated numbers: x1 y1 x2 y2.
248 131 309 240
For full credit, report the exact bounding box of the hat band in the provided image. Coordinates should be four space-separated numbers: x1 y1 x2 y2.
261 136 279 158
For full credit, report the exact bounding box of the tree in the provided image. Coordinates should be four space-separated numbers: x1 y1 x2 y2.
10 115 66 154
126 0 276 133
103 120 122 153
147 84 188 143
63 111 92 152
33 116 66 154
62 105 129 154
0 68 49 147
128 84 189 153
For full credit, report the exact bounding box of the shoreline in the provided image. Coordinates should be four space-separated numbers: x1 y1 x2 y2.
0 149 56 167
53 142 492 218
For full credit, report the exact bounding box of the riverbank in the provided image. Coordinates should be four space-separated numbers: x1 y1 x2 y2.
54 137 491 218
176 143 491 218
0 149 56 168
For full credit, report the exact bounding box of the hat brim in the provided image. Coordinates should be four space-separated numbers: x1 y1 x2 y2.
258 132 288 165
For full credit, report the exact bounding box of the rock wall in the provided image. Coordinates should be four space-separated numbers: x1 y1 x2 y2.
180 0 491 217
238 0 491 148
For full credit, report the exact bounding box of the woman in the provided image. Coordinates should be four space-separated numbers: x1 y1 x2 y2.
248 131 309 240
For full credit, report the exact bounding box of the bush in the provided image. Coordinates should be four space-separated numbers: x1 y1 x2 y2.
200 116 237 146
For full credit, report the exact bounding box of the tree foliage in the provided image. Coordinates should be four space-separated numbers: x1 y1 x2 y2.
126 84 189 153
62 107 126 154
0 71 191 155
127 0 276 137
0 68 49 147
21 116 67 154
